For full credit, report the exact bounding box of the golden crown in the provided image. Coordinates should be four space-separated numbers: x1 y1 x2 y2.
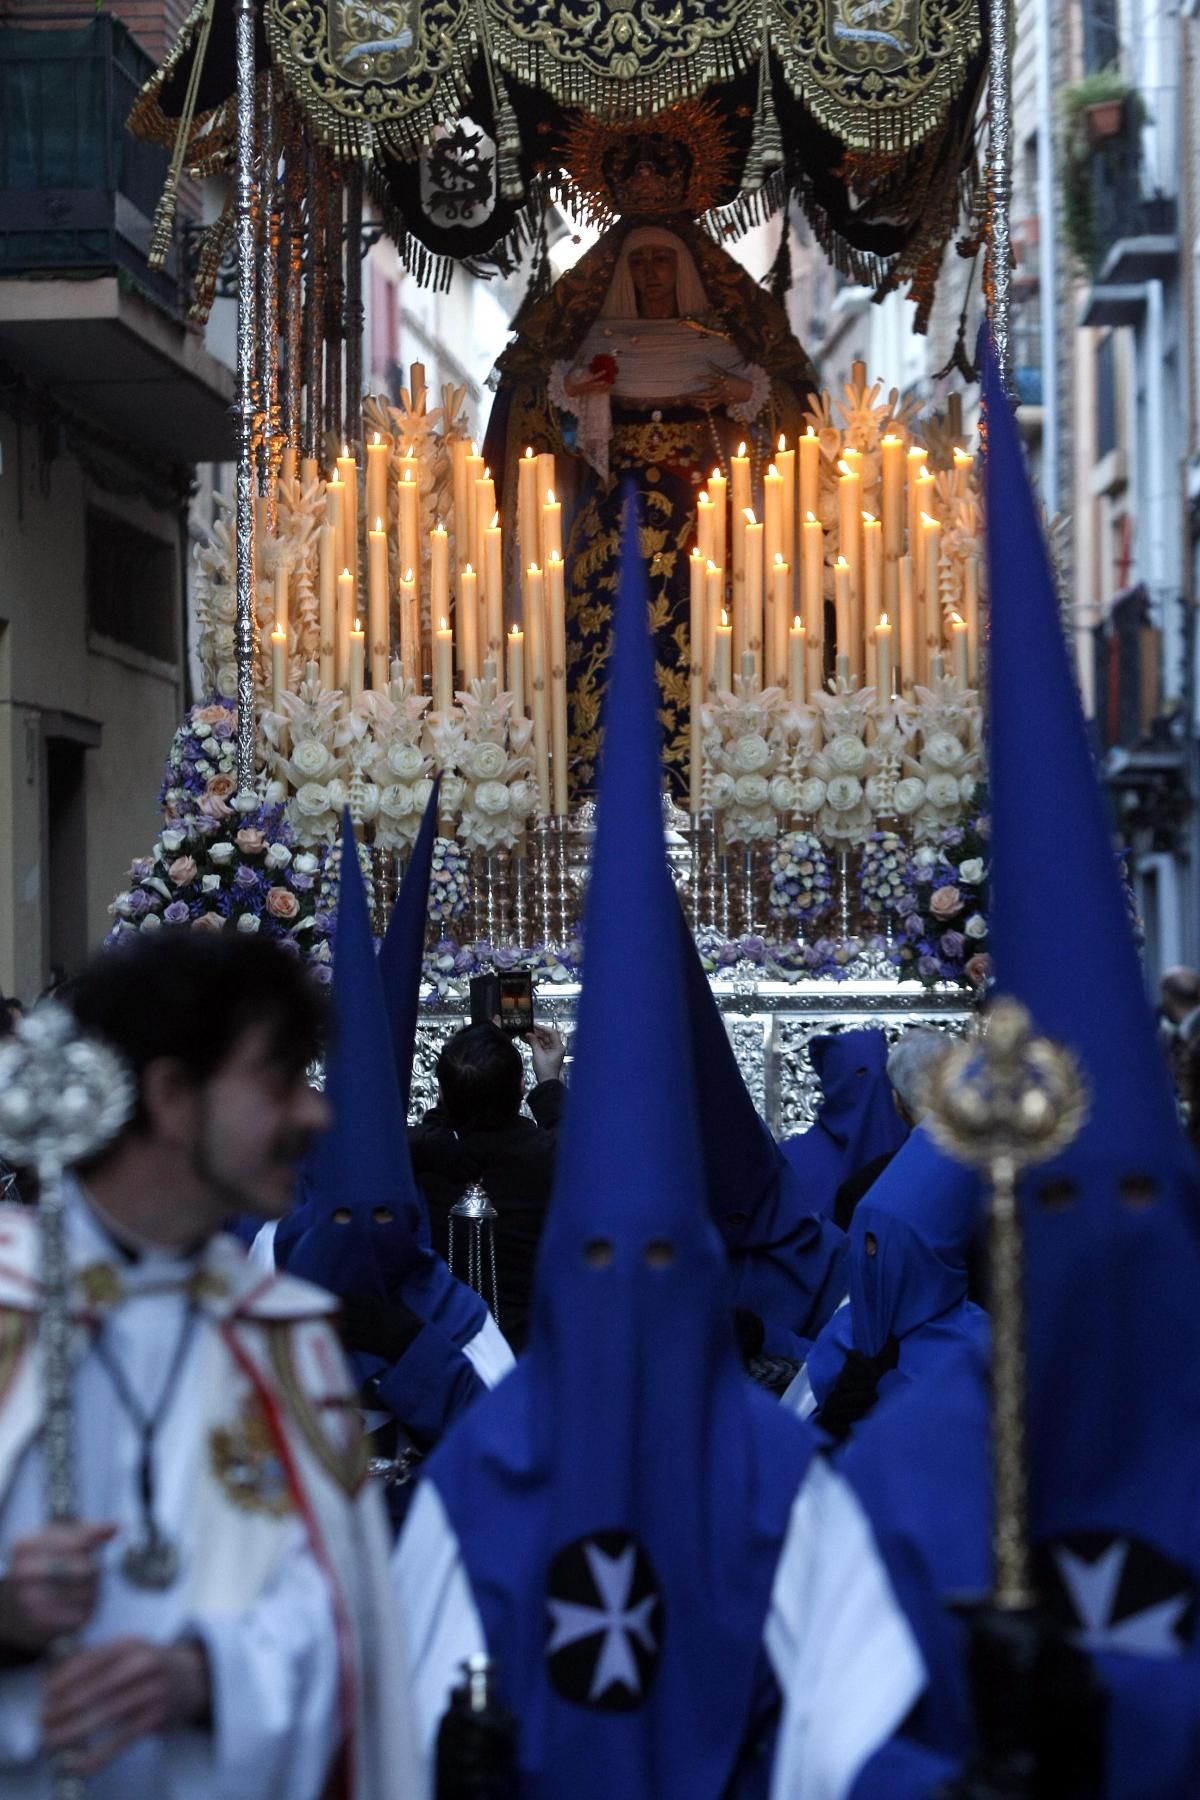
556 101 738 222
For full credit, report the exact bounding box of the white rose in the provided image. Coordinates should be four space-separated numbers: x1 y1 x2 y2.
387 743 427 781
769 775 797 812
140 913 163 932
709 773 736 809
733 773 770 807
474 780 511 816
926 774 961 810
294 781 332 819
913 845 939 870
826 775 864 812
732 733 771 774
796 778 827 813
965 913 988 939
464 741 508 782
209 842 236 865
295 852 319 874
959 858 985 884
509 780 536 816
265 843 292 870
326 780 347 810
236 912 261 933
161 829 185 853
379 782 416 818
894 779 927 815
291 739 333 779
193 722 211 740
201 874 222 893
959 774 977 802
826 734 868 774
924 731 966 771
413 778 435 813
264 779 287 807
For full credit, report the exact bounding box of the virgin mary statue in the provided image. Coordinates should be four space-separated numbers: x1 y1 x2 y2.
486 187 818 800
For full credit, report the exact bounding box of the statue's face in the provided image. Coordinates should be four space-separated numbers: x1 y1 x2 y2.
628 244 678 318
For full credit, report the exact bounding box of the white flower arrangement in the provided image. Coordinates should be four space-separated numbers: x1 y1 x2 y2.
702 678 802 844
449 679 538 853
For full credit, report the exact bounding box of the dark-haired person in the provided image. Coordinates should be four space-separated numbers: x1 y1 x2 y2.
409 1023 565 1351
0 934 419 1799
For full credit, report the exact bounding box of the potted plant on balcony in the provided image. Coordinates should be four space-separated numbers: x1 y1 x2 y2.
1060 70 1144 272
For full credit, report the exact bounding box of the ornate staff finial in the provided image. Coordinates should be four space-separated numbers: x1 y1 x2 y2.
921 998 1089 1609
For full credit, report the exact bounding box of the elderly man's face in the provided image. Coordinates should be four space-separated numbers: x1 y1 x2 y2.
628 244 678 318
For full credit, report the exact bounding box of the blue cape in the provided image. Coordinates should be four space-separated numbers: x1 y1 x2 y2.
780 1029 909 1216
426 494 816 1797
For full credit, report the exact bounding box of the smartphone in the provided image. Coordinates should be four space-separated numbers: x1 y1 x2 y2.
469 970 535 1037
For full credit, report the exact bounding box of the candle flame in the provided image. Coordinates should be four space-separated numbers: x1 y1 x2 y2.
837 459 855 478
862 511 876 525
879 613 889 629
882 433 901 446
954 448 973 465
440 618 448 632
342 567 351 579
272 625 285 640
720 609 729 627
510 624 520 637
768 463 779 479
548 551 562 566
778 433 787 452
404 567 414 583
774 551 785 566
374 516 383 532
464 563 475 576
353 618 361 633
403 467 414 483
712 468 722 482
743 508 757 525
546 489 557 506
805 511 818 525
470 440 477 455
920 512 938 528
706 560 719 574
737 442 747 458
483 465 491 479
341 444 349 458
528 561 541 576
918 466 932 481
691 545 704 560
373 430 381 445
525 445 534 458
835 556 849 569
490 511 500 529
950 613 966 627
805 426 816 439
793 615 802 630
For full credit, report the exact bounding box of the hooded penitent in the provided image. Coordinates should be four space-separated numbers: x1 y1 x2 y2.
675 904 848 1346
425 495 815 1795
843 341 1200 1796
378 776 441 1124
779 1030 909 1217
275 810 486 1355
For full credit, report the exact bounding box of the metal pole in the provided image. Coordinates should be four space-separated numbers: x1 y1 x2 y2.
1035 0 1059 517
233 0 258 795
987 0 1016 394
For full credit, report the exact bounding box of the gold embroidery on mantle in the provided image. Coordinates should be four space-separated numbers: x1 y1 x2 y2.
210 1393 298 1518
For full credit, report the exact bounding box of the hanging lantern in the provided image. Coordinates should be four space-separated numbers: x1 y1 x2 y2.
448 1181 501 1326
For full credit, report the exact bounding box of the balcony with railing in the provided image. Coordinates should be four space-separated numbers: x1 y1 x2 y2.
0 11 234 461
1074 92 1179 328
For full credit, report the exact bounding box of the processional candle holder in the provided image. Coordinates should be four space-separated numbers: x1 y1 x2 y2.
371 846 398 937
687 813 707 930
739 846 761 937
512 849 531 950
0 1004 135 1800
475 850 512 948
921 999 1088 1610
447 1181 501 1327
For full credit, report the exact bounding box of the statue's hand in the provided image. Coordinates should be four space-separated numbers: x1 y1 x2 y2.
694 363 754 409
563 369 616 399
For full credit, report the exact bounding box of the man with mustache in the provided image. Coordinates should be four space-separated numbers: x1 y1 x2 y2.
0 933 419 1799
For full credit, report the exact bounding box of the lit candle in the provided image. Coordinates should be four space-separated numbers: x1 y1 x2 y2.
450 435 471 574
484 512 504 657
874 612 893 700
696 491 715 567
398 461 420 602
300 455 320 490
542 488 563 569
789 614 806 703
799 427 820 526
898 554 918 691
731 446 751 651
953 446 975 496
907 446 928 564
546 551 569 819
318 524 336 690
921 513 943 669
763 462 784 571
802 511 824 652
458 563 479 687
349 618 365 707
837 462 863 675
713 607 733 694
337 565 355 692
834 557 852 664
430 520 450 636
464 442 484 574
913 466 937 596
862 512 883 672
742 508 764 663
518 448 539 610
776 434 796 607
964 556 981 681
366 431 389 537
689 548 706 815
399 567 418 685
474 469 496 599
367 519 389 690
336 446 358 592
950 613 970 687
525 562 551 816
535 450 556 527
271 625 288 713
434 617 454 713
880 434 905 563
708 467 727 586
273 558 289 638
326 476 346 586
508 625 525 720
705 561 723 690
770 552 790 690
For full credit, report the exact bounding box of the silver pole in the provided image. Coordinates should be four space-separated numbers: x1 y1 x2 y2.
987 0 1016 394
1035 0 1059 516
233 0 258 795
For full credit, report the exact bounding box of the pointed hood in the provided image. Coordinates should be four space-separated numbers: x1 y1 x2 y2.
427 493 814 1797
378 777 441 1119
675 904 849 1339
275 813 485 1345
984 337 1200 1569
780 1029 909 1215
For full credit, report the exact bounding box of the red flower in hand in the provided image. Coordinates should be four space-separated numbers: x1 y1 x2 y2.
589 353 618 385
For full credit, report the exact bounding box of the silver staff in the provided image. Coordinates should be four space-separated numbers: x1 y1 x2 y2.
0 1002 135 1796
987 0 1016 394
922 998 1087 1608
233 0 258 796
